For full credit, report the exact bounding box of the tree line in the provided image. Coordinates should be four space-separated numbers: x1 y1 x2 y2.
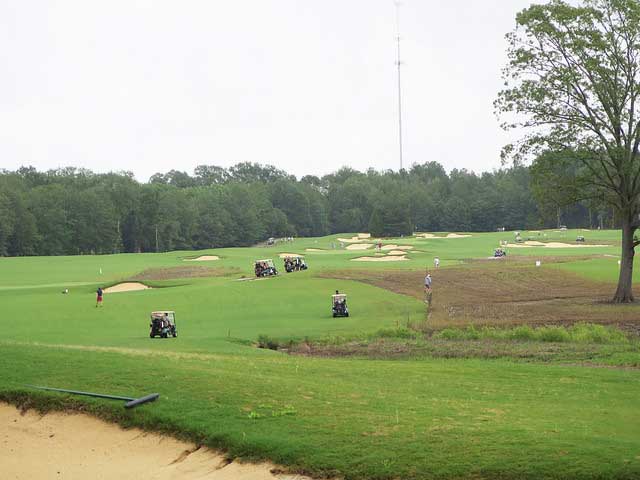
0 161 612 256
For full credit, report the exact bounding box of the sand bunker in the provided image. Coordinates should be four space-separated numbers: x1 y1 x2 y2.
416 233 471 239
103 282 151 293
445 233 472 238
305 248 324 252
380 244 414 251
352 255 408 262
506 241 610 249
337 237 363 243
346 243 373 250
278 253 302 258
184 255 220 262
0 403 310 480
387 250 408 256
357 233 371 239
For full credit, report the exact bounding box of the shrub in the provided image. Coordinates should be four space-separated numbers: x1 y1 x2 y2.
257 334 280 350
537 326 571 343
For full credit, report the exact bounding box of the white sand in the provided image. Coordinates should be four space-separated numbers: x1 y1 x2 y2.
415 233 436 238
0 403 311 480
346 243 374 250
305 248 324 252
278 253 302 258
184 255 220 262
446 233 472 238
387 250 408 256
506 241 610 249
380 244 414 251
104 282 151 293
416 233 471 239
357 233 371 239
337 237 362 243
351 255 408 262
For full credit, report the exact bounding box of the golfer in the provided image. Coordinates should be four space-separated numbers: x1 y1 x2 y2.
424 272 432 291
96 287 103 307
434 257 440 269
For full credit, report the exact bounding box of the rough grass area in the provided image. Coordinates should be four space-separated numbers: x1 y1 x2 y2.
130 265 240 281
266 324 640 367
321 264 640 331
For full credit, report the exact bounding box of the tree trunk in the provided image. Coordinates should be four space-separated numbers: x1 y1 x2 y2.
613 217 636 303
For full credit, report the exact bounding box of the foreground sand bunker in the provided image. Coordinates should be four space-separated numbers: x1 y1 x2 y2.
184 255 220 261
104 282 151 293
0 403 310 480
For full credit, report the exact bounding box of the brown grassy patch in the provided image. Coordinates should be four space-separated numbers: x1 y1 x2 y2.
319 264 640 330
131 265 239 281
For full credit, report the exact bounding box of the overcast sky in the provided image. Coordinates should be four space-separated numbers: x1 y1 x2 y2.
0 0 536 181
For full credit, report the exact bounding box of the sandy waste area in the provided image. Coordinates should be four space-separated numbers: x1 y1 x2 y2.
104 282 151 293
0 403 311 480
185 255 220 261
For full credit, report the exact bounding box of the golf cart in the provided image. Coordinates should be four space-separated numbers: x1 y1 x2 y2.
255 259 278 277
576 235 585 242
149 311 177 338
494 248 507 258
332 293 349 318
284 255 308 273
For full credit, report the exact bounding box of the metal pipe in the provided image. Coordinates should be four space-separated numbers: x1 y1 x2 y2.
25 385 160 408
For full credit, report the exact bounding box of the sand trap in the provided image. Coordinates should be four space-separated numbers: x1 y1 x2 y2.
305 248 324 252
357 233 371 239
346 243 373 250
416 233 471 239
446 233 472 238
506 241 610 249
103 282 151 293
351 255 408 262
387 250 408 256
380 244 414 251
184 255 220 262
278 253 302 258
0 403 310 480
337 237 362 243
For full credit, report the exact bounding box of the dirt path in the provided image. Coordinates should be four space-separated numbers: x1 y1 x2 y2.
0 403 309 480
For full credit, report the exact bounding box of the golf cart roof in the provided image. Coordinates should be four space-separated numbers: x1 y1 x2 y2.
332 294 347 300
256 259 274 263
151 311 175 316
284 255 304 259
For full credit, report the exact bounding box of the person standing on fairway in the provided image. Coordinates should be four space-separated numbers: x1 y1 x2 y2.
96 287 103 307
434 257 440 269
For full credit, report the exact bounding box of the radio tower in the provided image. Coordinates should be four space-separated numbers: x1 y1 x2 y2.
394 1 404 171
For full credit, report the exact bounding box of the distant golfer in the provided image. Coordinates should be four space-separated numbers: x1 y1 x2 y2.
424 272 432 291
434 257 440 269
96 287 103 307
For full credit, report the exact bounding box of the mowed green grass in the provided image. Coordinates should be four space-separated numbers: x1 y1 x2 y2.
1 230 639 480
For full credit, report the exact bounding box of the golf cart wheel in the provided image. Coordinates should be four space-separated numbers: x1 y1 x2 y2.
150 333 154 338
173 332 177 337
333 313 337 318
345 312 349 317
162 332 168 338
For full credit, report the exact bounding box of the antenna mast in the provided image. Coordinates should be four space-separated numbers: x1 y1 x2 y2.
395 1 404 171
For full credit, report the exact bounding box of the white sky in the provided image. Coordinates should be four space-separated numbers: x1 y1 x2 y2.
0 0 534 181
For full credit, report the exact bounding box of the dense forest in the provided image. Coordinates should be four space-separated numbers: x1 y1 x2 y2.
0 162 615 256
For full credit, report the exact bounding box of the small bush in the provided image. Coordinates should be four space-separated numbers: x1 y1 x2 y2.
508 325 536 341
257 334 280 350
569 323 628 344
535 326 571 343
374 327 415 340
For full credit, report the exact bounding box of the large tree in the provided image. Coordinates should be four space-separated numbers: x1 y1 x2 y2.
496 0 640 302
